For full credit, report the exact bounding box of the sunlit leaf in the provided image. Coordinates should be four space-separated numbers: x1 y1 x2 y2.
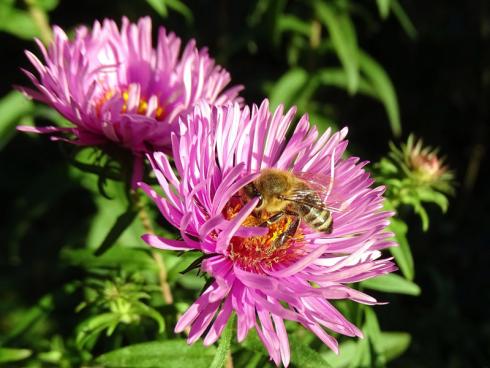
317 68 377 98
61 247 156 273
417 187 449 212
0 91 34 150
289 334 332 368
378 332 411 361
323 332 411 367
95 340 216 368
131 300 165 333
76 313 120 349
166 0 193 24
95 206 138 255
0 6 41 39
361 274 421 296
315 2 359 94
388 217 414 280
146 0 168 17
0 348 32 364
268 68 308 109
34 0 59 11
376 0 391 18
277 14 311 37
359 51 401 136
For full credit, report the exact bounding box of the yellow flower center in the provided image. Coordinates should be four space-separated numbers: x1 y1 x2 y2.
224 199 305 273
95 89 165 120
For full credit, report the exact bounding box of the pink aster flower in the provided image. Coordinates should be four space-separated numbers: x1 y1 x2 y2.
140 100 397 366
17 16 242 183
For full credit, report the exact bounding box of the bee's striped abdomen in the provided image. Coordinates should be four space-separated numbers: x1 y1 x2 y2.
304 207 333 233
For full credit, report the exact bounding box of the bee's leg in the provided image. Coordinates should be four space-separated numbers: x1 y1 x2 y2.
259 212 285 227
272 217 300 249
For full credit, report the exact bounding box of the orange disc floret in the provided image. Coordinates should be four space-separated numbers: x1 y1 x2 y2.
224 200 305 274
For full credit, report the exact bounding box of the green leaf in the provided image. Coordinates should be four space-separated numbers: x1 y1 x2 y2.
146 0 168 17
363 308 387 365
417 187 449 212
210 315 235 368
348 334 371 368
33 0 59 11
94 206 138 255
317 68 377 98
95 340 216 368
378 332 411 361
277 14 311 37
0 91 34 150
376 0 391 18
0 348 32 363
391 0 417 40
359 51 401 136
363 308 381 348
61 247 156 273
361 274 421 296
322 340 357 368
289 333 333 368
69 169 145 249
242 329 267 355
76 313 120 349
166 0 193 24
0 293 54 345
0 7 41 39
323 332 411 367
131 300 165 334
315 2 359 94
388 217 414 280
268 68 308 110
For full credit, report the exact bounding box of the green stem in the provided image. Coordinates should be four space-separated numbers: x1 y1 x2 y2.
132 190 174 305
210 315 235 368
25 0 52 45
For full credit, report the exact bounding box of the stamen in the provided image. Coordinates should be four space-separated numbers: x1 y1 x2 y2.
224 199 305 274
94 87 166 120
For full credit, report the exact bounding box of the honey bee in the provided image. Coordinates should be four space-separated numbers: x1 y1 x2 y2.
242 168 334 247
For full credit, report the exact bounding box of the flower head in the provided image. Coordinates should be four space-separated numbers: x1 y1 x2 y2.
384 134 454 194
141 100 396 366
17 17 242 161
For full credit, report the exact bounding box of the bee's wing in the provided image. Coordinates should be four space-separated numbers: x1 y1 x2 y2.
281 187 328 210
291 172 344 212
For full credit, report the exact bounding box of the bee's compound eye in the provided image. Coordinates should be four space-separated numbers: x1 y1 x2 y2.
256 198 263 208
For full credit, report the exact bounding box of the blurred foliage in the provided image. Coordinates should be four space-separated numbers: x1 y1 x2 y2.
1 0 487 368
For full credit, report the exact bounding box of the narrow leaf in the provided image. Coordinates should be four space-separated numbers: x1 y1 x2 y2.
376 0 391 18
315 2 359 94
388 217 414 280
166 0 194 24
317 68 378 98
95 207 138 256
323 331 411 367
268 68 308 109
391 0 417 39
277 14 311 37
146 0 168 17
0 91 33 150
378 332 411 361
361 274 421 296
96 340 216 368
359 51 401 136
0 348 32 364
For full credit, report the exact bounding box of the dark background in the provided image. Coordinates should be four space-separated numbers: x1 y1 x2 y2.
1 1 488 366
